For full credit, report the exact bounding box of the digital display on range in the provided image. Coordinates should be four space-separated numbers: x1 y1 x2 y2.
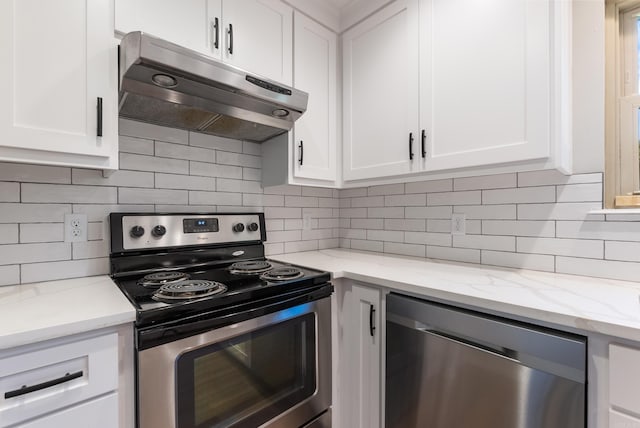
183 218 219 233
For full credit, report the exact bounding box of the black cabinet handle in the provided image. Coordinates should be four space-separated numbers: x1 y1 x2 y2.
212 17 219 49
421 129 426 158
298 141 304 165
409 132 414 160
228 24 233 54
97 97 103 137
369 304 376 337
5 371 83 399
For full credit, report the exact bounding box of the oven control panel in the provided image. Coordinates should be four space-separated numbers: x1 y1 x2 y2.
118 214 263 250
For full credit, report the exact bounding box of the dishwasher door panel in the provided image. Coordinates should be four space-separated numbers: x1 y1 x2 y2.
385 294 585 428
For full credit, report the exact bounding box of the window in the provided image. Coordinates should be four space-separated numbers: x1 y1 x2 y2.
606 0 640 207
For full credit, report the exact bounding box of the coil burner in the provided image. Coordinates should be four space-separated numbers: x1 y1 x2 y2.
260 267 304 282
229 260 274 275
152 280 227 302
138 271 190 288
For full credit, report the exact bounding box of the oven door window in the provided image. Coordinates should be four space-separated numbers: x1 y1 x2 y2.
176 313 317 428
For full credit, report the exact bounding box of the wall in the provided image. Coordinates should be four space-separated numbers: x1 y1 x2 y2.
338 170 640 282
0 119 340 286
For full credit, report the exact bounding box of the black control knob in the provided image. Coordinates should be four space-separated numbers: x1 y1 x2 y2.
130 226 145 238
152 225 166 237
232 223 245 233
247 222 259 232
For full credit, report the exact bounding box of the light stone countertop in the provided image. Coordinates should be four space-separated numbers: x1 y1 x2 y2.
0 275 135 350
270 249 640 341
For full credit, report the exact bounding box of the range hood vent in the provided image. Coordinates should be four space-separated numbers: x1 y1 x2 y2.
118 32 308 142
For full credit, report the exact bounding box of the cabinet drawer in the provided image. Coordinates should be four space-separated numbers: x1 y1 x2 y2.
610 343 640 415
16 393 117 428
0 333 118 427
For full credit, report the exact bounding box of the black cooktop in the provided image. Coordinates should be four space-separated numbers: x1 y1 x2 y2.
113 258 330 326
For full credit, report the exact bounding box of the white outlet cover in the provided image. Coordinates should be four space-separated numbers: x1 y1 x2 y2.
451 213 466 235
65 213 88 242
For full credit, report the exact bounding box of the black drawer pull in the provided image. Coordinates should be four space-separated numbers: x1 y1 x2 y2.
421 129 427 158
5 371 83 399
369 304 376 337
212 17 219 49
228 23 234 54
96 97 103 137
299 140 304 165
409 132 414 160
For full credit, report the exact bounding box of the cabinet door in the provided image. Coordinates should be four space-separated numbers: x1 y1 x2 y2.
342 0 420 181
293 12 337 183
16 393 118 428
340 283 381 428
115 0 222 59
0 0 118 170
420 0 551 171
222 0 293 85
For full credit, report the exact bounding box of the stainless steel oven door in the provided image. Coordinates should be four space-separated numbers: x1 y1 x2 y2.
138 296 331 428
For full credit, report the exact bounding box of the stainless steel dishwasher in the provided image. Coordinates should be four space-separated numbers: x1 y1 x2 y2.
386 293 586 428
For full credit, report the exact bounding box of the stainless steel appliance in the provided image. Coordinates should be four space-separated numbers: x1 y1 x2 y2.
118 32 308 142
109 212 331 428
386 293 586 428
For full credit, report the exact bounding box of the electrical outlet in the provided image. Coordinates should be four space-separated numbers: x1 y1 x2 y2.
451 213 466 235
303 213 312 231
65 214 87 242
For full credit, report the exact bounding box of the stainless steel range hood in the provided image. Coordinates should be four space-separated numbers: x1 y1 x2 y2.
118 32 308 142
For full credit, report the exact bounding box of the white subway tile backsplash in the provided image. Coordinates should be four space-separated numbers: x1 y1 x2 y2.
0 265 20 286
406 179 452 194
517 237 603 259
428 191 480 206
518 170 602 187
217 178 263 194
73 204 154 222
368 183 404 196
285 240 318 253
384 219 426 231
264 242 284 256
0 162 70 184
517 202 602 220
119 136 154 155
73 169 154 188
156 205 217 213
0 183 19 202
385 194 426 206
482 220 555 237
243 141 261 156
351 218 384 229
190 132 243 153
189 191 242 206
302 229 335 240
556 221 640 242
0 242 71 265
242 194 264 207
155 173 215 191
22 184 117 204
216 151 261 168
405 206 453 219
340 208 367 218
156 141 215 163
20 258 109 283
319 238 340 249
556 183 602 203
341 229 367 240
265 219 284 231
405 232 452 247
556 257 639 282
19 224 63 243
72 240 109 259
87 222 103 241
605 241 640 262
454 173 517 191
120 188 188 205
384 242 426 257
453 205 516 220
285 196 319 208
481 251 555 272
340 188 367 198
483 186 555 205
368 207 404 218
119 119 188 144
190 161 243 179
427 246 480 264
243 168 262 181
319 198 339 208
453 235 516 252
367 229 404 242
120 153 189 174
264 207 302 219
264 185 303 196
351 196 384 208
302 187 334 197
0 225 19 244
352 239 383 252
285 219 304 230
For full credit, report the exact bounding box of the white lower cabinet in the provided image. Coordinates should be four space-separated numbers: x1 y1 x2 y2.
609 343 640 427
0 330 127 428
335 280 383 428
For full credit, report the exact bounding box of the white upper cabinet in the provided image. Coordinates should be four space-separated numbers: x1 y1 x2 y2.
0 0 118 170
342 0 420 181
343 0 565 184
115 0 219 58
419 0 552 172
293 12 337 183
115 0 292 85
